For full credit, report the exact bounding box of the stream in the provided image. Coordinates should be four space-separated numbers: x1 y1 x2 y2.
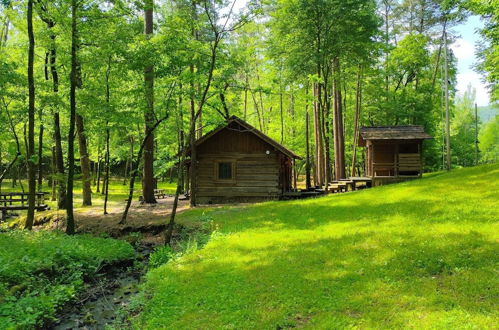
52 244 153 329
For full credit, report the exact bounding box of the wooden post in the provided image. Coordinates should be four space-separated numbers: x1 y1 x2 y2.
418 142 422 177
394 143 399 177
293 158 297 191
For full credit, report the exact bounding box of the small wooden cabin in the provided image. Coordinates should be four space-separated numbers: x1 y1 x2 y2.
190 116 301 204
359 126 432 185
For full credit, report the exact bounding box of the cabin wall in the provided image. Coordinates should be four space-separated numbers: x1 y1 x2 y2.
366 140 422 178
195 127 286 203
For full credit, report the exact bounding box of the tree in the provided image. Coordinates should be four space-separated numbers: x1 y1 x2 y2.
142 0 157 204
24 0 35 230
66 0 79 235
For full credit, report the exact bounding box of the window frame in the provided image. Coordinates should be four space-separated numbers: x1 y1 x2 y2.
214 160 236 182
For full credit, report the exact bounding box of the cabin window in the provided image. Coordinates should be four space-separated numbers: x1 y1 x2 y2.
217 162 233 180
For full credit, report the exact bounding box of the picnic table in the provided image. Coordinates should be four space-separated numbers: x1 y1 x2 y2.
139 189 168 202
0 192 49 221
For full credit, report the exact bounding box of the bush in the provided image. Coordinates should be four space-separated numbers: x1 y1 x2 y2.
148 245 174 268
0 230 135 328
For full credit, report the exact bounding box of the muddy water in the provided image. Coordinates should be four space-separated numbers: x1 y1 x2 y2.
53 244 152 329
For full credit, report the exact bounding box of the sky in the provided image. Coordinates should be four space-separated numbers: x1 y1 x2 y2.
230 1 490 106
451 15 489 106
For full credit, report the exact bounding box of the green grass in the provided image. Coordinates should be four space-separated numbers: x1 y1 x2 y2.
135 164 499 329
0 230 135 328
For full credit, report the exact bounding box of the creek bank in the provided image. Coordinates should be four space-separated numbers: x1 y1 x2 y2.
52 243 153 329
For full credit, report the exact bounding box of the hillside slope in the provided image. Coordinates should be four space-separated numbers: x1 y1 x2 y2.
136 164 499 329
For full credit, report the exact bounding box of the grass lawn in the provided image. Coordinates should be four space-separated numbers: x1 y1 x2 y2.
0 231 135 328
135 164 499 329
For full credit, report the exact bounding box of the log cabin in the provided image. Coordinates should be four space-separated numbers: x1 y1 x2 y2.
358 126 432 186
188 116 302 203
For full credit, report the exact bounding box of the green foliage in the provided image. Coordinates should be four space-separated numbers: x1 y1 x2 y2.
0 230 135 328
451 85 479 166
479 115 499 163
464 0 499 101
149 245 174 269
135 164 499 328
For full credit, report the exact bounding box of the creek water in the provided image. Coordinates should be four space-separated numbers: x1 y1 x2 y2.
53 244 152 329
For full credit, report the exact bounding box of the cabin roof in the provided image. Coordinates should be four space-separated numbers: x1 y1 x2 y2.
359 126 432 141
194 116 302 159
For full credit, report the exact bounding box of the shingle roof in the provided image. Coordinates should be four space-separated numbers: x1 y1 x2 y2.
193 116 302 159
360 126 432 140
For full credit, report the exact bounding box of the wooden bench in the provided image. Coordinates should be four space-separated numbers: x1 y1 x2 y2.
0 192 49 221
138 189 168 202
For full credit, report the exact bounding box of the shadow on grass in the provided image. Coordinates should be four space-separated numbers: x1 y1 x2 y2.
139 230 498 328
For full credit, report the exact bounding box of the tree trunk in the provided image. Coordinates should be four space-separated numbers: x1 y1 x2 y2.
53 113 67 209
142 0 157 204
243 75 248 120
96 145 101 193
305 108 311 190
165 150 184 245
51 146 56 201
41 14 67 210
332 57 346 180
351 66 362 177
25 0 36 230
76 113 92 205
37 108 43 192
121 116 169 224
189 80 196 205
104 125 110 214
66 0 78 235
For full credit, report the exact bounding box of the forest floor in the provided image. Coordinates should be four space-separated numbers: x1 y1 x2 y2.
1 179 190 238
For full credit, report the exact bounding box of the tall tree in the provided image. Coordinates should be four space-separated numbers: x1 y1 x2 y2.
24 0 36 230
142 0 157 204
76 113 92 205
66 0 79 235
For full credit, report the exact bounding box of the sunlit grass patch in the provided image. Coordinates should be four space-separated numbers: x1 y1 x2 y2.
134 164 499 328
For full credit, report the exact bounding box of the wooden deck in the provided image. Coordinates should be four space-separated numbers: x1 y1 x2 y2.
281 177 373 200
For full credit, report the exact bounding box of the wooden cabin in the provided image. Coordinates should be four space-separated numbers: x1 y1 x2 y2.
358 126 432 186
189 116 301 204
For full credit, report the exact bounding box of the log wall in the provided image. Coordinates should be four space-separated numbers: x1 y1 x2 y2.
196 127 286 203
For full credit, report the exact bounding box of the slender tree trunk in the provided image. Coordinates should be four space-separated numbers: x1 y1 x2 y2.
41 15 67 210
444 31 451 170
96 145 101 193
121 116 169 224
53 113 66 209
332 57 346 180
51 146 56 201
25 0 36 230
66 0 78 235
189 98 197 206
0 100 21 188
142 0 157 204
305 108 311 190
280 82 284 144
165 138 185 245
104 125 110 214
76 113 92 205
37 108 43 192
243 75 248 120
352 66 362 177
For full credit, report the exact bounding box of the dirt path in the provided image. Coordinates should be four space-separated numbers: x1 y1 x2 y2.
46 197 190 237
